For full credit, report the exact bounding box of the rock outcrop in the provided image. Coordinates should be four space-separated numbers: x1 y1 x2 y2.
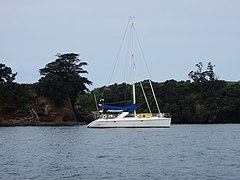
0 97 81 126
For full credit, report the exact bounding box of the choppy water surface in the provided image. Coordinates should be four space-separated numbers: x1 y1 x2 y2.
0 124 240 180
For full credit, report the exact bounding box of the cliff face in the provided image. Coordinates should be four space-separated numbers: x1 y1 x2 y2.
0 96 78 126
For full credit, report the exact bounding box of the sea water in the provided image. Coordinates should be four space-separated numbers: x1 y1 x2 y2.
0 124 240 179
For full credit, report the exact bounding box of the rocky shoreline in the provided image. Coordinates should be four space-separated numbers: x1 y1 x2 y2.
0 120 86 127
0 116 88 126
0 95 93 127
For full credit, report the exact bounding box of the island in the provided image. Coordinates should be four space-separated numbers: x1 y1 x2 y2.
1 58 240 126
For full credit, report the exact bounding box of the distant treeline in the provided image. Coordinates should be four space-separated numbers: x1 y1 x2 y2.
79 80 240 124
1 58 240 124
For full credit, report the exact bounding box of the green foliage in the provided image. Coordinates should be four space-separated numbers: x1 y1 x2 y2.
78 80 240 124
0 83 31 110
36 53 92 106
0 62 34 113
0 63 17 83
188 62 217 82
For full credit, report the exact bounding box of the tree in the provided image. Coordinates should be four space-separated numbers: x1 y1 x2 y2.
0 63 17 83
37 53 92 106
0 83 31 110
206 62 217 81
79 79 240 124
188 62 217 82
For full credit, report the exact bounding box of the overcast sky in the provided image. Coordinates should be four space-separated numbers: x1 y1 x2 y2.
1 0 240 89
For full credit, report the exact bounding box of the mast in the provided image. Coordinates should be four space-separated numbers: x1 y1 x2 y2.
130 17 137 117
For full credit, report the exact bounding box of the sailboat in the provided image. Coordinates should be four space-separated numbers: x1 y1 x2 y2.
87 17 171 128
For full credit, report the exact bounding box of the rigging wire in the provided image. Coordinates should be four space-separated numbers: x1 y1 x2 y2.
100 18 131 103
132 21 162 113
100 17 162 114
149 79 161 113
108 18 132 85
104 100 132 105
93 92 99 111
142 98 155 112
132 23 152 80
124 23 132 83
140 81 152 113
136 95 154 109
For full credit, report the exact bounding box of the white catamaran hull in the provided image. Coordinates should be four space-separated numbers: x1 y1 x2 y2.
87 117 171 128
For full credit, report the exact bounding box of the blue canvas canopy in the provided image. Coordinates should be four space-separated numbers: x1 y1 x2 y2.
101 104 136 111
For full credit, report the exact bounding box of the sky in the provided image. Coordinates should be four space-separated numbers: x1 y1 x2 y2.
1 0 240 89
